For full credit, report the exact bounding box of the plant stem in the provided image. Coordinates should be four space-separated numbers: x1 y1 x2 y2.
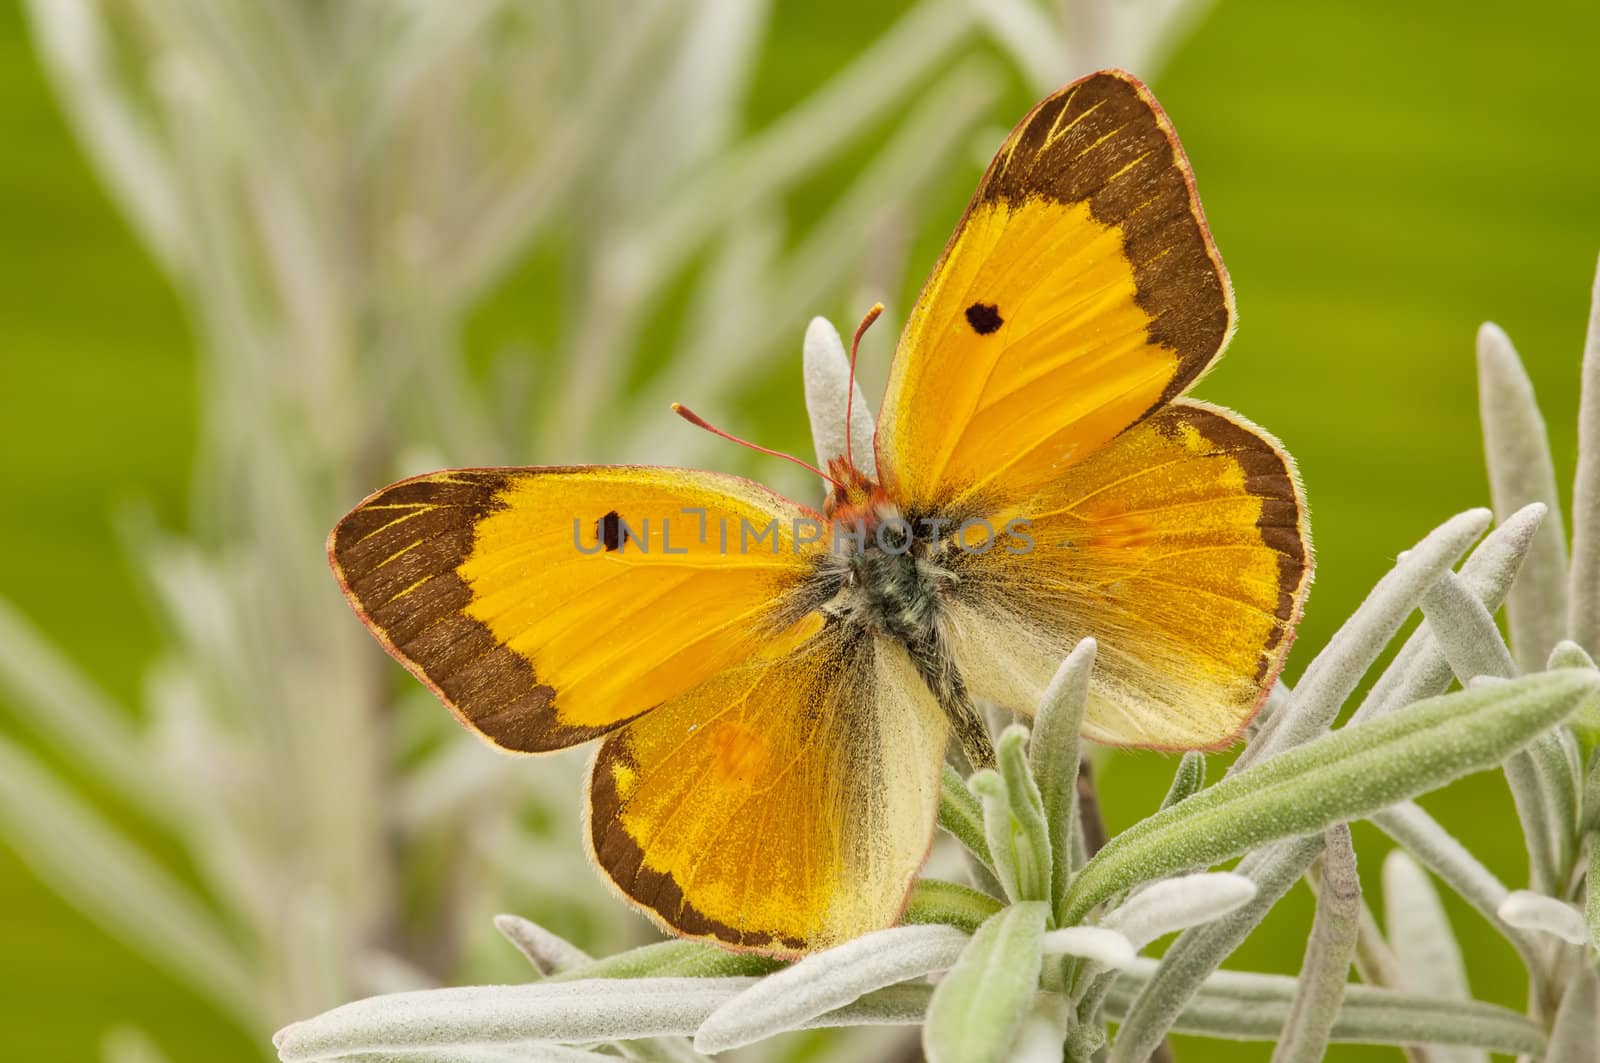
1077 759 1110 861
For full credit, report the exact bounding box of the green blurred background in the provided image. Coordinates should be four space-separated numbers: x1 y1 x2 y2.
2 0 1597 1059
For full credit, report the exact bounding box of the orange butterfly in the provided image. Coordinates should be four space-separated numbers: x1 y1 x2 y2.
329 70 1312 956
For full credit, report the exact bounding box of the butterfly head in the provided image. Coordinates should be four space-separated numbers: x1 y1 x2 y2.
820 456 887 521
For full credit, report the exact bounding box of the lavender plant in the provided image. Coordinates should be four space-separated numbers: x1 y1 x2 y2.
276 260 1600 1062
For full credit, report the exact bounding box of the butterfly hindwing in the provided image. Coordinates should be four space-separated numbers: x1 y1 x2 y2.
328 467 826 752
939 401 1310 748
587 621 947 955
876 69 1234 511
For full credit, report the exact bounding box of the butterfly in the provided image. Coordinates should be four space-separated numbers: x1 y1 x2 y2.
328 69 1312 957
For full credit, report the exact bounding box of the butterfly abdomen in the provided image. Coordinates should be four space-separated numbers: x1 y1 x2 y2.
822 496 950 641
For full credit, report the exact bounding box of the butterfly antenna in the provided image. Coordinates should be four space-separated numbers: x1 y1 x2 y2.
672 404 847 489
844 302 884 471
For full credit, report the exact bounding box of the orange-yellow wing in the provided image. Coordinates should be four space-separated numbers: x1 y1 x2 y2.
875 69 1233 511
940 402 1311 749
328 467 826 752
588 620 947 955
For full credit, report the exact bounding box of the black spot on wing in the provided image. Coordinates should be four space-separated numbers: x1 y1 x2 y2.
598 511 625 551
965 302 1004 335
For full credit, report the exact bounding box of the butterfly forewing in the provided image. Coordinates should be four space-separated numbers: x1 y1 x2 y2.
328 467 826 752
876 70 1234 511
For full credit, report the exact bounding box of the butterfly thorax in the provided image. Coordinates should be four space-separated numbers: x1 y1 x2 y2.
818 462 942 636
807 464 993 769
824 516 954 641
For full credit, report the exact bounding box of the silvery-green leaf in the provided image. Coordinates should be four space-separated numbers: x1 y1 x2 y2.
442 2 689 310
1063 670 1600 925
1518 727 1580 894
1039 926 1135 968
803 316 875 478
1588 836 1600 952
1100 873 1257 950
1419 570 1572 890
1371 801 1537 966
1369 858 1478 1063
970 767 1046 905
1418 571 1516 683
1109 757 1538 1063
550 942 781 982
1240 508 1492 766
1350 901 1405 993
1550 637 1598 670
923 901 1049 1063
493 915 592 977
1271 825 1360 1063
631 0 980 285
1028 638 1095 915
273 978 753 1060
970 0 1067 89
1009 993 1074 1063
1547 963 1600 1063
1103 959 1545 1055
695 924 967 1053
1109 700 1562 1059
1243 682 1293 756
25 0 186 269
1353 502 1546 724
904 877 1003 932
818 981 933 1024
641 0 771 184
1497 890 1590 945
1159 751 1206 811
1551 640 1600 743
997 725 1052 905
1478 321 1570 670
335 1046 615 1062
1381 850 1474 1007
939 763 995 872
0 597 181 823
1588 750 1600 839
0 736 257 1028
279 977 932 1062
1570 254 1600 657
1100 835 1309 1063
1423 577 1582 881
